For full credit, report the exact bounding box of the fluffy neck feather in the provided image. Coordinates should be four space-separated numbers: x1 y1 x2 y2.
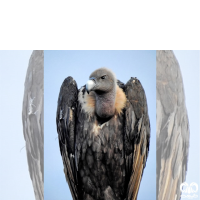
79 85 126 117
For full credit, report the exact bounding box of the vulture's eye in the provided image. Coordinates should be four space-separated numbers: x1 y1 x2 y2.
101 75 106 79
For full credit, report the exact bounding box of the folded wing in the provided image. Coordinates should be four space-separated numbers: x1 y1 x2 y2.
124 77 150 200
56 77 78 200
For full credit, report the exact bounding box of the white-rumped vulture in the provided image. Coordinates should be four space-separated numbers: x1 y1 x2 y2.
56 68 150 200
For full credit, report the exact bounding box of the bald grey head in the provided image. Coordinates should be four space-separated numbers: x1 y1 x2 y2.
86 68 117 120
86 68 116 94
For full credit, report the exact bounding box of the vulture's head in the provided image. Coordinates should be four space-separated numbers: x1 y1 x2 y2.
86 68 116 94
85 68 117 120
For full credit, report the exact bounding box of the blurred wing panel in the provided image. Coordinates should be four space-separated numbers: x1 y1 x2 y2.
156 50 190 200
22 50 44 200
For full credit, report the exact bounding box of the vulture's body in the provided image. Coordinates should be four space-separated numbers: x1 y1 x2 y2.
56 68 150 200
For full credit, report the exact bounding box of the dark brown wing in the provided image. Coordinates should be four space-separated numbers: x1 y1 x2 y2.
124 77 150 200
156 50 189 200
56 77 78 200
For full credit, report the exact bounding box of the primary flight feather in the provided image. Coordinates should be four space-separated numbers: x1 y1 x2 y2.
56 68 150 200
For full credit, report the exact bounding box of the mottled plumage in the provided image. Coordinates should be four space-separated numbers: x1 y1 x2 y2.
56 68 150 200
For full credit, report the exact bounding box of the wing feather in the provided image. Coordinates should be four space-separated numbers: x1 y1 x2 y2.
156 50 189 200
125 77 150 200
56 77 78 200
22 50 44 200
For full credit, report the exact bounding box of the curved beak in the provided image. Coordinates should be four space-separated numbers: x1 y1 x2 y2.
86 77 96 94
